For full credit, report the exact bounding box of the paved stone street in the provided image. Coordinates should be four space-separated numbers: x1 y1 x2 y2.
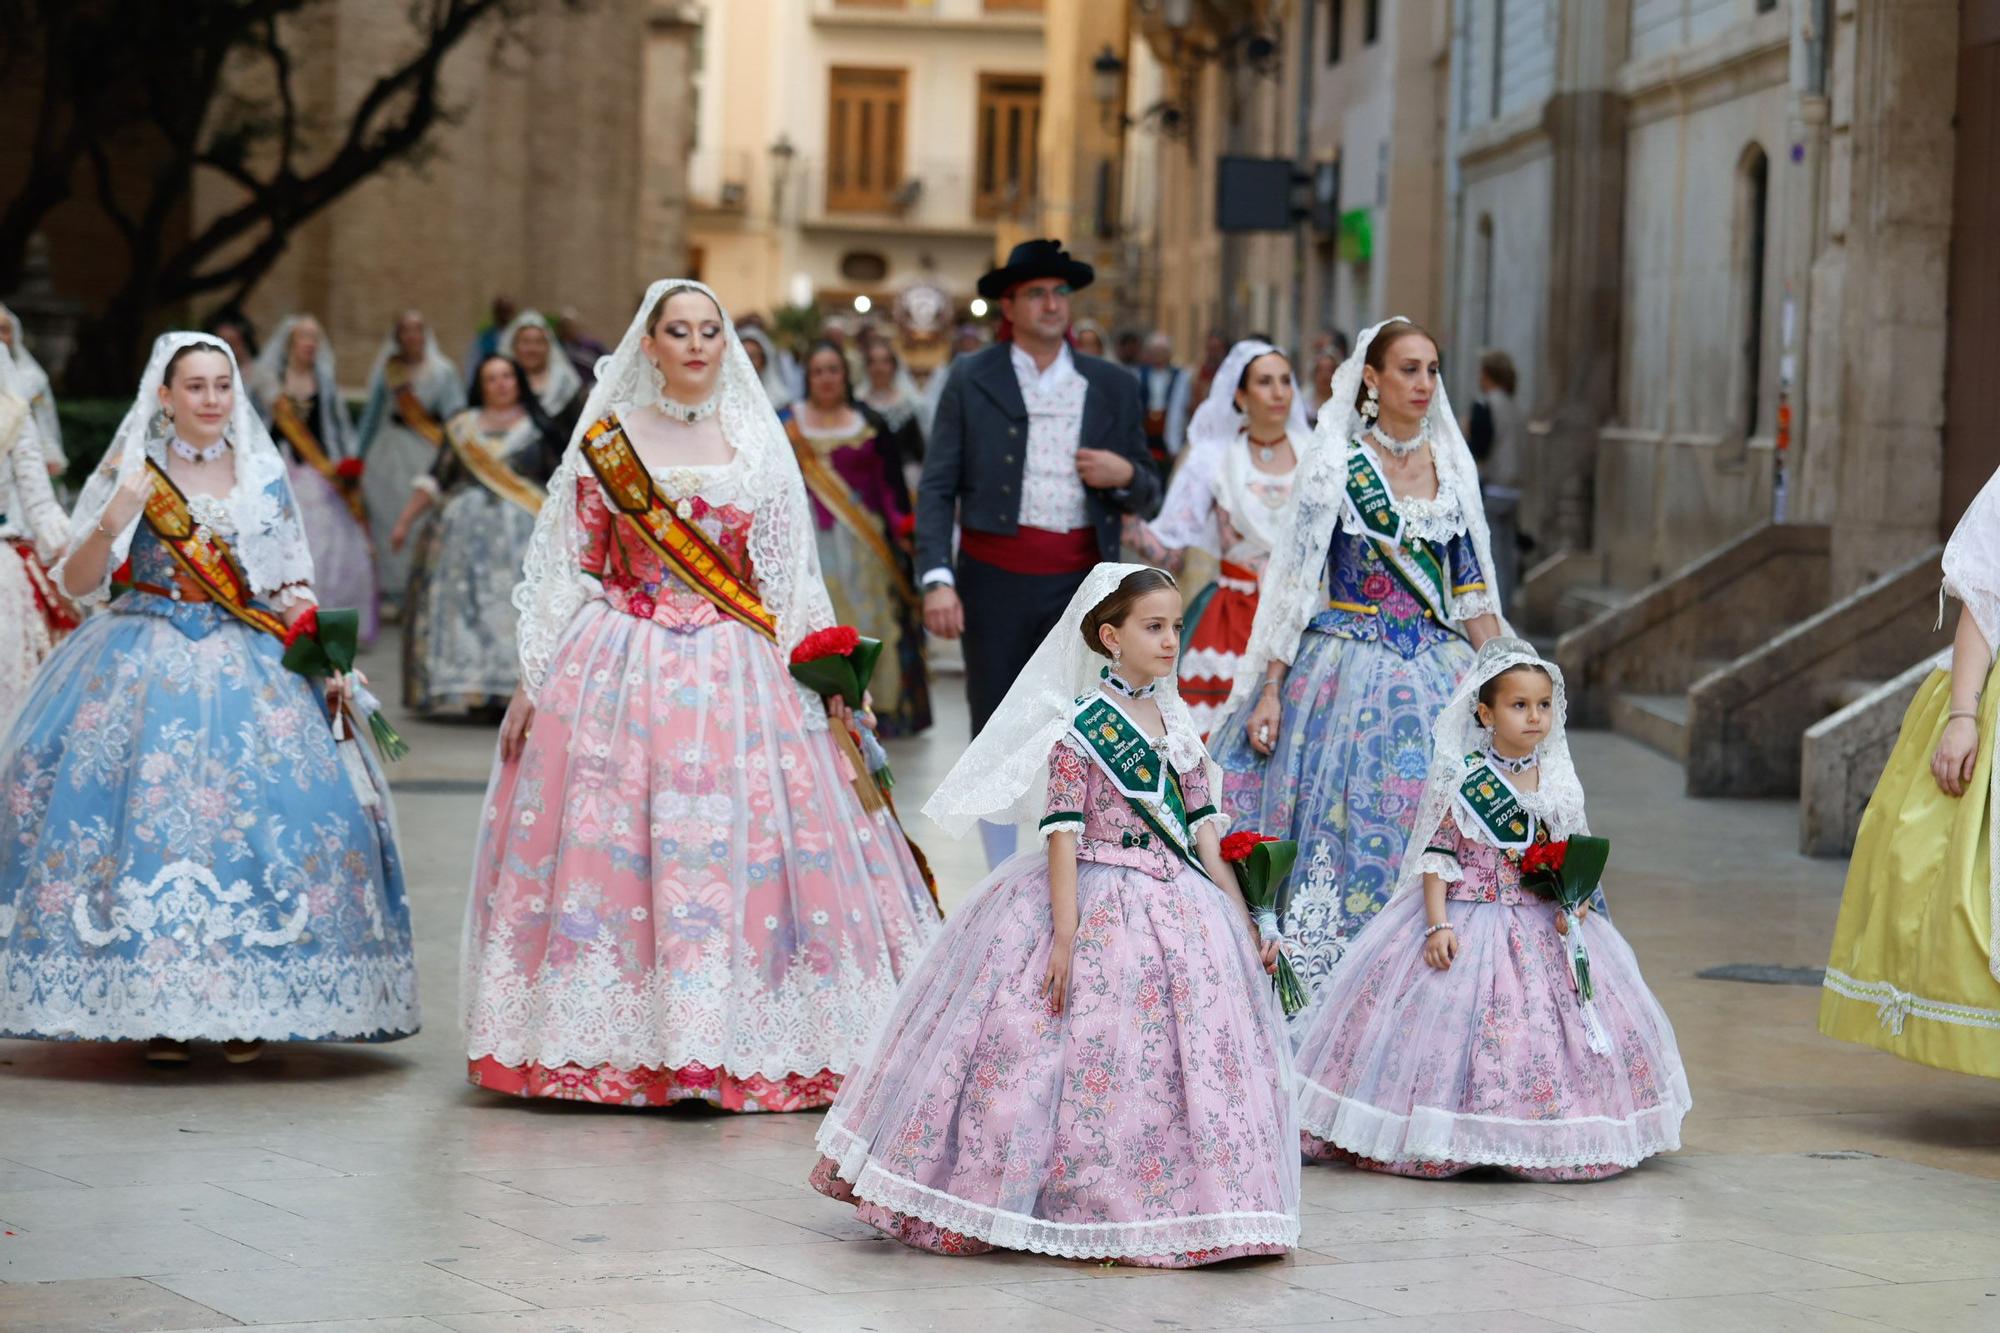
1 629 1996 1333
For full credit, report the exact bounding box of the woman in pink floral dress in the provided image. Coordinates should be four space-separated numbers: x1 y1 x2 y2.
460 280 940 1111
812 564 1299 1265
1293 638 1691 1180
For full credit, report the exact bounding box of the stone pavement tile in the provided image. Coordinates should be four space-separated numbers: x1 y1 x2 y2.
0 1158 89 1193
152 1261 532 1323
5 1146 344 1189
471 1161 804 1207
1302 1232 1587 1265
1506 1239 1884 1300
1252 1314 1583 1333
729 1189 895 1241
221 1171 546 1219
0 1182 303 1234
194 1207 579 1268
185 1322 448 1333
1778 1278 2000 1332
1456 1181 1939 1247
1279 1253 1637 1318
1525 1292 1894 1332
705 1237 1052 1294
1001 1269 1382 1328
725 1282 1128 1332
1300 1165 1574 1214
434 1302 788 1332
473 1199 829 1252
1738 1228 2000 1282
0 1276 238 1331
433 1248 817 1309
1298 1205 1569 1259
0 1219 293 1282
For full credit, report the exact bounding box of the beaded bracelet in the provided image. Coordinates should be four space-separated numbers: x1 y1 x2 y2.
1421 922 1454 939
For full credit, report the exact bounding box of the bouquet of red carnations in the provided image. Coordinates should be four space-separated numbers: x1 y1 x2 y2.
1520 834 1612 1052
1220 830 1309 1016
789 625 892 788
281 607 410 762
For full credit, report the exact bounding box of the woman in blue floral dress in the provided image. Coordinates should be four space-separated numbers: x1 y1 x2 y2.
1211 319 1502 1013
0 333 419 1066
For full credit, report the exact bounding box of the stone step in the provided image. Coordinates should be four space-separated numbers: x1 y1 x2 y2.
1553 584 1629 635
1612 691 1690 761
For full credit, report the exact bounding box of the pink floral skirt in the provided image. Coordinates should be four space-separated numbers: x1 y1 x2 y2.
812 855 1299 1265
1293 890 1691 1177
461 602 940 1110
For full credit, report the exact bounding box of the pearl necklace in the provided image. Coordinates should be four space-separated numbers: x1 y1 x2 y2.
1101 667 1158 699
659 394 719 425
1488 746 1539 775
1370 418 1430 458
169 435 229 465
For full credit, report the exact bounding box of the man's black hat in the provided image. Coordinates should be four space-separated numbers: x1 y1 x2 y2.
976 238 1096 300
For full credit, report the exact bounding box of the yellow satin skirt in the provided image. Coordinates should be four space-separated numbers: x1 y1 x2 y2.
1818 663 2000 1077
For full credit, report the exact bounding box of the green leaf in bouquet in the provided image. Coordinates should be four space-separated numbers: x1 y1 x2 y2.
1248 839 1298 905
850 635 885 693
788 656 862 707
314 608 361 674
1557 835 1610 905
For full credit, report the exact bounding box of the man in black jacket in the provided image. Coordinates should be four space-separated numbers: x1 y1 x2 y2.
915 239 1161 866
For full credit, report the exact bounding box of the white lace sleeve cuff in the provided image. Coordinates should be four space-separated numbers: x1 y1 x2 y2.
1038 815 1086 845
1418 851 1463 882
1454 589 1498 621
1188 807 1228 837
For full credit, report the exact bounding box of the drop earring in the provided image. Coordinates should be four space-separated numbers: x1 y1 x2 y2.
1362 384 1380 421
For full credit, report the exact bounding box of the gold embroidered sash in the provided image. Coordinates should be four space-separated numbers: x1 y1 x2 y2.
140 461 289 639
388 365 447 448
783 416 919 610
445 415 546 517
272 394 368 524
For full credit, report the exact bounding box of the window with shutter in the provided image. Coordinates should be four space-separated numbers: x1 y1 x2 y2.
827 67 909 213
974 73 1042 220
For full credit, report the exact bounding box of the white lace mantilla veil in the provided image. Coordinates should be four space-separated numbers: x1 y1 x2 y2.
500 309 583 413
256 315 356 459
1221 316 1508 717
1148 339 1311 555
511 278 838 724
0 302 62 464
1386 636 1589 907
365 318 455 394
1939 464 2000 980
922 562 1208 839
53 331 311 606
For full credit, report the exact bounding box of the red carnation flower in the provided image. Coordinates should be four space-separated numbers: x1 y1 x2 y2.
334 458 365 482
282 606 320 649
1521 839 1569 875
1220 830 1278 863
791 625 862 665
892 512 917 540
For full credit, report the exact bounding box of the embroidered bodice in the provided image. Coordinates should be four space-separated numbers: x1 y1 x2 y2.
1418 807 1540 905
1310 525 1486 660
1040 729 1224 883
785 411 908 533
576 469 761 632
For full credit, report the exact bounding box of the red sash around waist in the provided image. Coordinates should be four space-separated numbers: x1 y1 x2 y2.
959 524 1099 576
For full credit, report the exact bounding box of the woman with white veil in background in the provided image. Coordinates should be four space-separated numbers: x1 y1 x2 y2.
1126 338 1310 738
0 333 418 1067
0 338 75 732
255 315 381 644
460 279 939 1112
499 310 585 423
1211 318 1502 1011
0 303 65 476
355 310 463 612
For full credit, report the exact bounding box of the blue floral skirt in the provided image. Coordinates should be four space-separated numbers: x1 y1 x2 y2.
1212 627 1472 1016
0 598 419 1043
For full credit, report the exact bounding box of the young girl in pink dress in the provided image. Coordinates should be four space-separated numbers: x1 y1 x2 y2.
811 563 1299 1265
1292 638 1691 1179
460 280 940 1111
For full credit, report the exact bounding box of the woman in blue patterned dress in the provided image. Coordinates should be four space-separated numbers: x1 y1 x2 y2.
0 333 419 1066
1210 319 1502 1012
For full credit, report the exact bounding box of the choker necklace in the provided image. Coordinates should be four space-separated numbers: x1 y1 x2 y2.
1101 666 1158 699
659 395 719 425
1248 432 1289 465
1370 418 1430 458
1488 746 1539 774
169 435 229 464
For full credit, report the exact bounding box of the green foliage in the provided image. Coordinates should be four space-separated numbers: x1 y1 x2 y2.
52 398 130 480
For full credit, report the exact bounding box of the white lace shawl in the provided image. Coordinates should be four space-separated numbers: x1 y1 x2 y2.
922 562 1208 838
54 332 313 607
256 315 357 460
1147 340 1311 556
1388 637 1590 905
511 279 837 724
1944 465 2000 653
0 303 62 466
1221 317 1507 717
500 310 584 417
0 389 67 555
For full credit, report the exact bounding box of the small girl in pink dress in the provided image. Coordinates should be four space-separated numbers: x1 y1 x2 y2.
1292 638 1691 1180
811 563 1299 1266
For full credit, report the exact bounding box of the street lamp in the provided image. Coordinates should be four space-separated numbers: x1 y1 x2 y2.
1092 45 1126 132
853 295 872 314
768 134 796 221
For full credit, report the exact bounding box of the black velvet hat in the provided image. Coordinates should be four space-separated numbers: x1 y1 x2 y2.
976 238 1096 300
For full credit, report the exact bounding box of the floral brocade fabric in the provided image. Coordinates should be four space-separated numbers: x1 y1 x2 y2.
460 473 940 1110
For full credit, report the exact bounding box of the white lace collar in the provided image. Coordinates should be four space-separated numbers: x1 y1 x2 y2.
1337 438 1476 543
